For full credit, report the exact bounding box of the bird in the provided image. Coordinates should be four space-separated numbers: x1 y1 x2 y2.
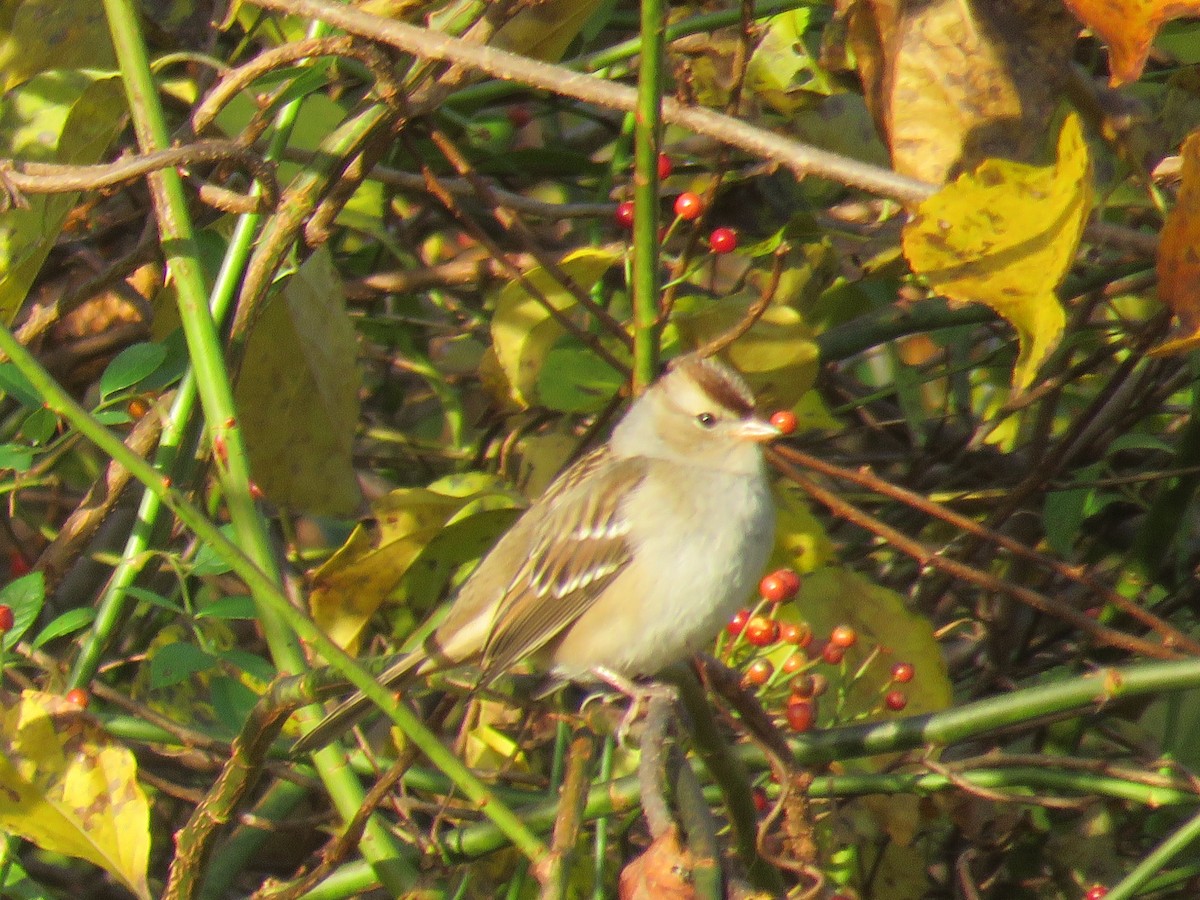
293 351 782 753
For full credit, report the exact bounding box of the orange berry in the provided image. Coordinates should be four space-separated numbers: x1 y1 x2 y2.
769 409 797 435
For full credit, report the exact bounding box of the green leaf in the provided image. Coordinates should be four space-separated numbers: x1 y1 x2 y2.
196 595 257 620
234 247 363 516
92 410 132 426
217 648 275 684
98 343 168 400
149 643 216 689
491 247 622 407
20 407 57 445
536 340 623 413
0 443 33 472
0 70 124 324
32 607 95 648
191 525 238 576
0 362 41 407
0 1 114 92
0 572 44 650
209 675 260 732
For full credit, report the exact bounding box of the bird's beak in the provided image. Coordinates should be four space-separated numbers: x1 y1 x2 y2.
732 417 782 443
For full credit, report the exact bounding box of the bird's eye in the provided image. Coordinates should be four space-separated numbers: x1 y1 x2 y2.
696 412 717 428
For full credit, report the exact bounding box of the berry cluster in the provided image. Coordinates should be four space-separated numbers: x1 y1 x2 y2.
613 154 740 255
722 571 918 732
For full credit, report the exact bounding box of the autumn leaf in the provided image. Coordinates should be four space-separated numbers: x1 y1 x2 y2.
0 690 151 899
490 248 622 407
1063 0 1200 85
845 0 1077 183
901 113 1093 392
1153 129 1200 355
310 475 522 654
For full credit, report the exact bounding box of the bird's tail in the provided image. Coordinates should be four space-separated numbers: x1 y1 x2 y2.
291 649 426 754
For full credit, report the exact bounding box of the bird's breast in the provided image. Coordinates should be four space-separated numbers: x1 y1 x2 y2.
549 464 775 680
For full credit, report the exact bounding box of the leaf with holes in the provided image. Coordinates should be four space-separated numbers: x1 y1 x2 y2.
902 113 1092 392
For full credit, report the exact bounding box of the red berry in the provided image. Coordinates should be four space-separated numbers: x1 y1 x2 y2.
506 104 532 128
821 642 845 665
790 674 816 699
781 621 812 647
0 604 12 633
127 397 149 419
726 608 750 637
809 673 829 697
8 551 30 578
781 651 806 674
615 200 635 229
743 616 780 647
785 699 815 732
770 409 797 436
743 658 773 687
709 226 738 254
673 192 704 220
1084 886 1108 900
752 786 769 813
759 568 801 603
891 662 915 683
657 152 673 180
830 625 858 649
884 690 907 711
65 688 89 709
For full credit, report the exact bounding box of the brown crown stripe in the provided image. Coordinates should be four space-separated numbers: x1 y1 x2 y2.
684 356 756 417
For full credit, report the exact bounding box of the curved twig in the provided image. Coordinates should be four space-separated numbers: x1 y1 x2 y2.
190 35 401 137
0 140 278 213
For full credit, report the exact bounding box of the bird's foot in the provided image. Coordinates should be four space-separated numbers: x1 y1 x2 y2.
588 666 678 746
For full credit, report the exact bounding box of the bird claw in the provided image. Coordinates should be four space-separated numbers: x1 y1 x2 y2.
589 667 678 746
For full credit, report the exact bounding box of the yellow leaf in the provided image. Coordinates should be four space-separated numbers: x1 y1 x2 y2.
492 0 605 62
902 113 1092 392
672 294 820 409
490 248 622 407
310 479 520 654
0 690 151 900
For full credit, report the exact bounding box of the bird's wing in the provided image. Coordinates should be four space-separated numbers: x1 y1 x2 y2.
478 451 647 679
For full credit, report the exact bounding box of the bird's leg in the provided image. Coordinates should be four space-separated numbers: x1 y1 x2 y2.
589 666 678 745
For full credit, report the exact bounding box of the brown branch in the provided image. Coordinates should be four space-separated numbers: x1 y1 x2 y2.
767 448 1181 661
238 0 1162 258
771 444 1200 655
0 141 277 213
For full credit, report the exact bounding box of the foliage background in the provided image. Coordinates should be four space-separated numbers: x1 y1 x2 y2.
2 0 1200 898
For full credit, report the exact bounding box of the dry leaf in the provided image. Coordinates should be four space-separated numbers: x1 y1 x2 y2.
618 827 697 900
1063 0 1200 85
902 113 1093 391
0 690 151 899
1152 128 1200 355
844 0 1077 183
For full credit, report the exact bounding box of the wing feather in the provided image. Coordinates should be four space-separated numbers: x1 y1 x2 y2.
479 452 646 678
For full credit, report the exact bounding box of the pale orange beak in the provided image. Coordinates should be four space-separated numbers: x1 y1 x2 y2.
732 417 783 443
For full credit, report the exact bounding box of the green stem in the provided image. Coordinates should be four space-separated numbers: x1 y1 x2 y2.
1103 805 1200 900
0 319 545 868
631 0 665 390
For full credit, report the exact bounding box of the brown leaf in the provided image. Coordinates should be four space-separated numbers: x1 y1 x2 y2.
1063 0 1200 85
618 827 697 900
844 0 1077 184
1153 129 1200 355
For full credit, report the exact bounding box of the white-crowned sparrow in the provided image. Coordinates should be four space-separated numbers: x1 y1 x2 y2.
293 352 781 752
